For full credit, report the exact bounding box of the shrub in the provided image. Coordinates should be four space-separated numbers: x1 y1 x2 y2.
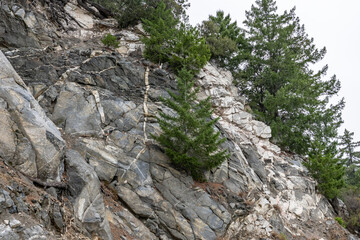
340 187 360 233
271 232 287 240
335 217 346 228
152 68 228 181
101 33 119 48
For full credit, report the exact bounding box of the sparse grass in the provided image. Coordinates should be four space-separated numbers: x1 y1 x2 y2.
335 217 346 228
271 232 287 240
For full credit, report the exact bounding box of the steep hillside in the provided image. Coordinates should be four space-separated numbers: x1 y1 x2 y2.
0 1 357 239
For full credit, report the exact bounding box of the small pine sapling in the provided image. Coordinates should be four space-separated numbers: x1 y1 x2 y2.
101 33 120 48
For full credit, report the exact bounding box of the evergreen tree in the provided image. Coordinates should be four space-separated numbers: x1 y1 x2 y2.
142 3 210 74
238 0 344 154
169 23 211 74
152 68 228 181
142 1 179 65
304 140 345 199
339 129 360 186
200 10 246 69
90 0 189 28
339 129 360 167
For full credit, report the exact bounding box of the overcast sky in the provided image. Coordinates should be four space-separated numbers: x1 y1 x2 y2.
188 0 360 141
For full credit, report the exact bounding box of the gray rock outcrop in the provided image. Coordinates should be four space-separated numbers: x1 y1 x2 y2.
65 149 112 240
0 51 64 182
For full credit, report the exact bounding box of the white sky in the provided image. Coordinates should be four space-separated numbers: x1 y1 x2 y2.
188 0 360 141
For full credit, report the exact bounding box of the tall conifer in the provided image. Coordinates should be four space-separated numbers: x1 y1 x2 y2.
152 69 228 181
238 0 344 154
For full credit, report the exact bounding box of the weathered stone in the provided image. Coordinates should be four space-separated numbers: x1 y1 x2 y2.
0 9 40 48
115 185 154 218
65 149 113 240
51 203 64 231
102 99 137 125
0 224 20 240
64 2 94 29
107 209 157 239
242 147 267 183
211 159 228 183
22 225 47 240
0 3 356 239
252 120 272 139
0 105 16 161
332 197 350 218
75 138 132 182
52 82 102 136
0 51 65 181
9 219 21 228
94 18 118 28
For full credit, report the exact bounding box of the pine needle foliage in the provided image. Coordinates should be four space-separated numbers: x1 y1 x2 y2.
142 1 179 65
237 0 344 155
200 10 247 70
339 129 360 187
304 141 345 199
339 129 360 167
169 23 211 74
101 33 119 48
142 1 210 74
90 0 189 28
152 69 228 181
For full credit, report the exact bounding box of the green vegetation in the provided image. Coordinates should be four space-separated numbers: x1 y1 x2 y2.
168 23 210 74
101 33 119 48
140 1 217 180
335 217 346 228
271 232 287 240
90 0 189 28
142 1 210 74
339 129 360 186
210 0 345 200
200 10 246 70
337 131 360 233
340 187 360 232
304 141 345 199
237 0 344 155
152 68 228 181
95 0 356 203
142 1 179 65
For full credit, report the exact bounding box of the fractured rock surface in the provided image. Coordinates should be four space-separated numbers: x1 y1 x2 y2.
0 0 358 240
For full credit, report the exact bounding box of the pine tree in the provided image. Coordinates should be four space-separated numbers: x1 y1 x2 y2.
304 140 345 199
339 129 360 186
169 23 211 74
238 0 344 154
200 10 246 69
339 129 360 167
152 68 228 181
142 2 210 74
142 1 179 65
90 0 189 28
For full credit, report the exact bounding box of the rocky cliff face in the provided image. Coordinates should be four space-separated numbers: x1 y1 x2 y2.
0 1 357 239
